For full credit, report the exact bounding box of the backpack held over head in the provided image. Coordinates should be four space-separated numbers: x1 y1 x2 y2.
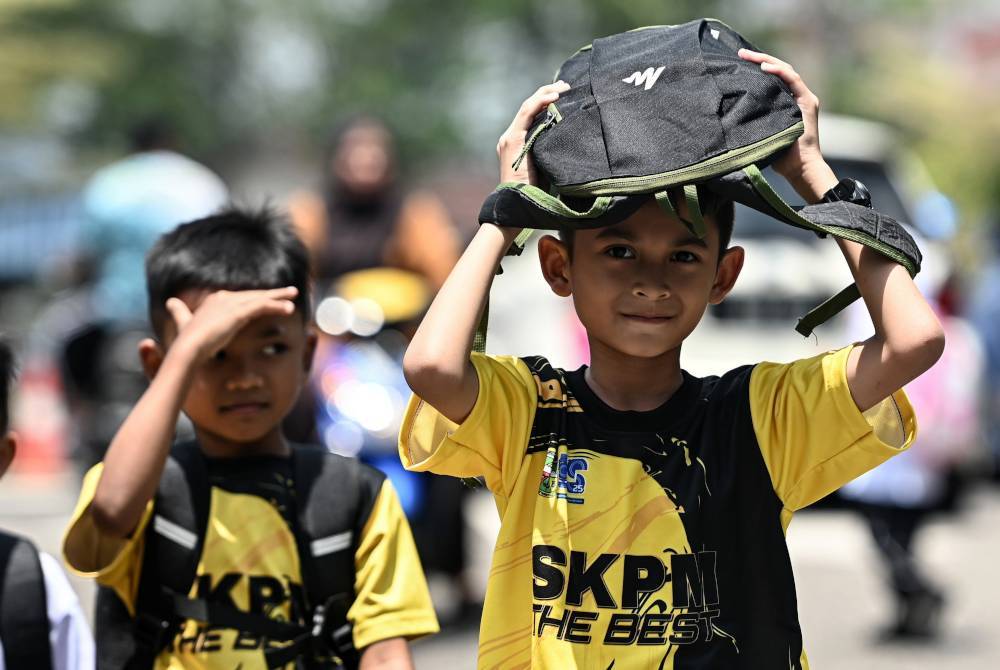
96 442 380 669
479 18 921 336
0 531 53 670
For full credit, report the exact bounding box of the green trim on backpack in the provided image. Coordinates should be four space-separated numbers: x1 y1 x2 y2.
741 165 917 275
682 185 707 238
558 122 804 197
741 164 919 336
654 190 676 218
794 284 861 338
472 301 489 354
512 104 562 172
495 182 617 220
472 228 534 354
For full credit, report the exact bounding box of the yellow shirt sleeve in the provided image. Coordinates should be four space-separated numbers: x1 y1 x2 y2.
749 345 917 512
398 353 537 498
349 479 439 650
62 463 154 615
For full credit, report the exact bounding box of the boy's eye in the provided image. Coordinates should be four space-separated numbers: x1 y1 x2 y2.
212 350 227 362
673 250 699 263
262 342 288 356
605 245 636 259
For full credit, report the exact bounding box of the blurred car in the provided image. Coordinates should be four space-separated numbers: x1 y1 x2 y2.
683 114 952 375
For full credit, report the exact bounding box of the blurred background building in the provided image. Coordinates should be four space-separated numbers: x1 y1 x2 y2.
2 0 1000 667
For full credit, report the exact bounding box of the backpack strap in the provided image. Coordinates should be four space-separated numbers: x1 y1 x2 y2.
682 184 707 238
0 532 53 670
98 441 210 669
654 190 676 218
472 228 533 354
704 165 922 336
479 182 645 230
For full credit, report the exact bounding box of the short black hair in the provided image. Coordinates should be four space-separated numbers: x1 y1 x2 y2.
146 206 312 337
559 187 734 260
0 338 15 434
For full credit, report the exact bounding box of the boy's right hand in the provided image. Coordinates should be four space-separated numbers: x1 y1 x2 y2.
166 287 298 363
496 81 570 185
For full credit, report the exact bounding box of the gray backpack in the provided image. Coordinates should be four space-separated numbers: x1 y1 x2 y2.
479 18 921 336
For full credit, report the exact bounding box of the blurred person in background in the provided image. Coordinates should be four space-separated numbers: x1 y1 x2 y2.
55 118 228 470
289 115 459 293
0 338 95 670
841 230 984 641
288 116 473 624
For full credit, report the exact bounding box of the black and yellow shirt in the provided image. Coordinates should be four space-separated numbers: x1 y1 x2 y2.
400 346 915 669
64 452 438 669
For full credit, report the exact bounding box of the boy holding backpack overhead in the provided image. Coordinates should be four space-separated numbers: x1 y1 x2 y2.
63 208 438 669
399 32 943 670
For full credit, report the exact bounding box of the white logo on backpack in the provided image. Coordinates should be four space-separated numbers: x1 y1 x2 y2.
622 66 665 91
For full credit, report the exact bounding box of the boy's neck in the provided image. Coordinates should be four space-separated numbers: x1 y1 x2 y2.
584 339 685 412
193 425 291 459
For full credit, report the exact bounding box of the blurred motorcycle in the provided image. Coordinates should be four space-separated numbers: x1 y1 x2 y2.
309 267 432 516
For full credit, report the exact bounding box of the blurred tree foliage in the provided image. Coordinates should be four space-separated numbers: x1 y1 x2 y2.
0 0 996 230
0 0 731 163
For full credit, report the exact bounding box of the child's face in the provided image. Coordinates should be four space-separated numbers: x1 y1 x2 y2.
540 201 743 360
154 290 314 447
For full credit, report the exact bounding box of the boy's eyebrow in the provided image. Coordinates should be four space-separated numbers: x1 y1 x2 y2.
594 227 636 241
258 324 286 337
675 235 710 249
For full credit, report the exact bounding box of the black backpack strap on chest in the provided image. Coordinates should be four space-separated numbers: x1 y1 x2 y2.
272 446 384 668
110 442 379 669
0 531 53 670
98 441 210 669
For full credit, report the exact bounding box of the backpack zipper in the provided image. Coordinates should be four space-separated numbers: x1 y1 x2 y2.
556 121 804 196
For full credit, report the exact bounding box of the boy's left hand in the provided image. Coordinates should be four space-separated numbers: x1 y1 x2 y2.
738 49 838 203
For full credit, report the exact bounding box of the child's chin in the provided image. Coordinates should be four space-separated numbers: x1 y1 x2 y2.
212 422 276 444
611 339 681 360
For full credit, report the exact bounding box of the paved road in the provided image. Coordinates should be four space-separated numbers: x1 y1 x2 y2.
3 471 998 668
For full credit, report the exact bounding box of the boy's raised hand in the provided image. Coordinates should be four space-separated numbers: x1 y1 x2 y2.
496 81 571 185
166 287 298 362
738 49 838 202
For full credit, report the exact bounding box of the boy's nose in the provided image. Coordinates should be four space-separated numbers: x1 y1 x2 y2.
226 369 264 391
632 283 670 300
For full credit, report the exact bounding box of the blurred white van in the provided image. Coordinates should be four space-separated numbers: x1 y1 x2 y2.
684 114 952 375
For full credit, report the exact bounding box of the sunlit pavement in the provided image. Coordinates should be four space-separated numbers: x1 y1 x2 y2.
3 471 998 668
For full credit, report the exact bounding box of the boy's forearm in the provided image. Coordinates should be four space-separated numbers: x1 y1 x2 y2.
91 341 197 537
782 160 838 205
403 223 520 423
838 238 944 409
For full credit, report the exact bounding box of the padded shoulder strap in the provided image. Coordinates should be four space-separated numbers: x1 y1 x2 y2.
0 531 52 670
286 446 384 668
100 441 210 669
142 441 210 597
291 446 384 607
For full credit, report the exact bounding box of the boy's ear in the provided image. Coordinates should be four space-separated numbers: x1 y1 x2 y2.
0 432 17 480
709 246 745 305
138 338 166 380
537 234 573 298
302 328 318 374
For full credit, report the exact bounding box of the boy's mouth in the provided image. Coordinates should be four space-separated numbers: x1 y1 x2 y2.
219 401 271 416
622 312 673 324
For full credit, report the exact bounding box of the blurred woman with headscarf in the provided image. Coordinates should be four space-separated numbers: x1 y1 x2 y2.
289 116 459 292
